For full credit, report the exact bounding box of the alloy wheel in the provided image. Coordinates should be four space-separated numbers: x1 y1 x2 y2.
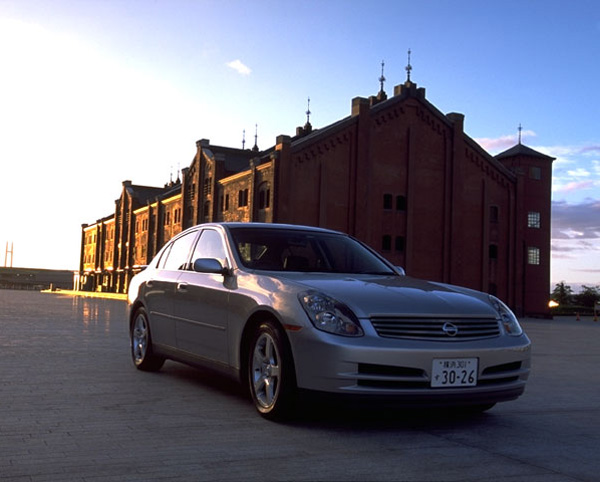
251 332 282 409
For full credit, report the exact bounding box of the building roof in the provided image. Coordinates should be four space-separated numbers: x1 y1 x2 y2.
126 184 169 204
495 143 555 161
201 144 268 174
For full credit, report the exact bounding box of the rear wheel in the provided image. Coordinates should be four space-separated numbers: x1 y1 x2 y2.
248 321 296 420
131 308 165 372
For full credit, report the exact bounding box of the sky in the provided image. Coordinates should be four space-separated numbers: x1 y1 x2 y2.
0 0 599 291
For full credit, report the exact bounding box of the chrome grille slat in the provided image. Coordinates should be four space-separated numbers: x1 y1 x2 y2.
371 317 501 340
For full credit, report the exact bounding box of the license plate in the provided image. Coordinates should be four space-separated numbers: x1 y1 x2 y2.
431 358 478 388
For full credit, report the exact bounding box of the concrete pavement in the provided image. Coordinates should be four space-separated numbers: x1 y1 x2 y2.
1 290 600 481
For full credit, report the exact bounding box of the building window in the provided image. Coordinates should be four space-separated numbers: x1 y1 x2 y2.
489 206 499 223
382 235 392 251
528 211 540 228
203 177 212 196
489 244 498 260
527 247 540 265
396 195 407 211
383 194 393 210
529 167 541 180
259 185 271 210
220 194 230 212
238 189 249 207
395 236 405 252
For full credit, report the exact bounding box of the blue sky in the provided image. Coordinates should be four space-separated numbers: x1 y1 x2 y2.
0 0 599 291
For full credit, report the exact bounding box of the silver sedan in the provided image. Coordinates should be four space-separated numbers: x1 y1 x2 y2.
127 223 531 420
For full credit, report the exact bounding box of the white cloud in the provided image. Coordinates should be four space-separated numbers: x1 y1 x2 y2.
226 59 252 76
552 199 600 239
551 236 600 287
567 168 591 178
534 143 600 200
553 180 597 193
475 130 536 153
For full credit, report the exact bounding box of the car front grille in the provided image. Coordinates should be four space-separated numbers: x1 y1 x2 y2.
370 316 501 340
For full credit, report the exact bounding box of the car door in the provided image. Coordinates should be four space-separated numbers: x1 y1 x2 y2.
174 228 231 364
144 230 200 349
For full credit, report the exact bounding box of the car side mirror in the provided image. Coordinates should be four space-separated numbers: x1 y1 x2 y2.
193 258 230 276
395 266 406 276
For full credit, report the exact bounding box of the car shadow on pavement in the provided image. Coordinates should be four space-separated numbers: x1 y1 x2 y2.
146 361 497 430
286 398 496 430
158 361 248 397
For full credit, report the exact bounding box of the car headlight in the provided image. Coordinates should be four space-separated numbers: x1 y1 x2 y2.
299 291 363 337
489 295 523 336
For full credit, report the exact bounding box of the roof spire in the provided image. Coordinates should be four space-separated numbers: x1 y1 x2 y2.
252 124 259 152
242 129 246 150
379 60 386 93
405 48 412 83
304 97 313 133
518 123 523 144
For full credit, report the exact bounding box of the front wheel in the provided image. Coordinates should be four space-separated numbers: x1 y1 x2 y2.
248 321 296 420
131 308 165 372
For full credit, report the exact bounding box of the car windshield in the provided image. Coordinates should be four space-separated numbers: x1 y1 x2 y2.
229 227 395 275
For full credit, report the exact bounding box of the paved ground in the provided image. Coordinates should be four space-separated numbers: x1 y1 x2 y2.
1 290 600 481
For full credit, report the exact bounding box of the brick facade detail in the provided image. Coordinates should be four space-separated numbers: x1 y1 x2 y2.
79 79 553 317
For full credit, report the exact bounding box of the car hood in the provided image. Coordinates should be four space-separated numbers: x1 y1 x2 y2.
274 273 497 319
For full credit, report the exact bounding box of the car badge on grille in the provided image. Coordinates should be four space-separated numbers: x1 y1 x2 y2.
442 322 459 337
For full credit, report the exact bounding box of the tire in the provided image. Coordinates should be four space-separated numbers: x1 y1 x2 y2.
248 321 296 420
130 308 165 372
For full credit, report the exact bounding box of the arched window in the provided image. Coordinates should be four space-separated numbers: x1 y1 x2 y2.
383 194 393 210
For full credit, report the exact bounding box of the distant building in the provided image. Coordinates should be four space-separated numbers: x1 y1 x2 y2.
0 267 74 291
79 75 553 317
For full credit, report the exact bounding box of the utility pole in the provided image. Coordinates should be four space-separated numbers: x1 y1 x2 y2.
4 241 13 267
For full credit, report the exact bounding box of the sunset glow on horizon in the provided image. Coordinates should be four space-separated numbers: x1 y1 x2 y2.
1 0 599 291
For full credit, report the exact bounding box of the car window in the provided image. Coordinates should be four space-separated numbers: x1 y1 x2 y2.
159 230 199 271
154 244 172 269
192 229 227 265
230 228 394 274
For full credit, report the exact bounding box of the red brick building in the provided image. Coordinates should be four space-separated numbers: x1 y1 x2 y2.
80 77 553 316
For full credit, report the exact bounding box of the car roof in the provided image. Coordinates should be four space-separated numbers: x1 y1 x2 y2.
199 222 345 236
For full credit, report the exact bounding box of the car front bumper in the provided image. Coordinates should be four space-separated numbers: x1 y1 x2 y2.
289 327 531 406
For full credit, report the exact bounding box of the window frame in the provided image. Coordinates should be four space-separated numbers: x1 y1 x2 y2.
527 211 541 229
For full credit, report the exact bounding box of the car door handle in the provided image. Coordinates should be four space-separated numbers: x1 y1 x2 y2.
177 282 188 292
